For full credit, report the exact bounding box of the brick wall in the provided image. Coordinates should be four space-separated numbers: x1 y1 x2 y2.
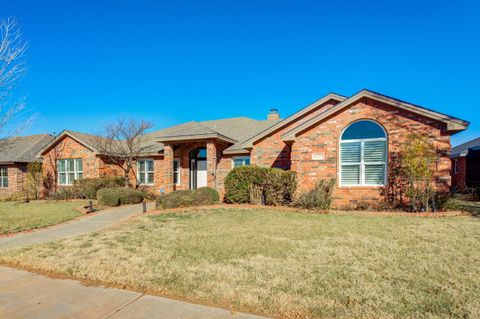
291 97 452 207
451 157 467 189
251 99 339 168
0 163 27 196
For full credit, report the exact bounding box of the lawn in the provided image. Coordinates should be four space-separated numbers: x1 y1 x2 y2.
1 207 480 318
0 201 82 235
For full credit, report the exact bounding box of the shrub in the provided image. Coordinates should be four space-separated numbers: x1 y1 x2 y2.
194 187 220 204
52 187 81 200
25 162 43 200
294 179 335 211
97 187 145 206
156 187 219 209
74 177 125 199
224 166 297 205
264 169 297 206
224 166 267 204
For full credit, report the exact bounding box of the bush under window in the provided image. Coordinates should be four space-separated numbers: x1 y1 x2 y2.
97 187 145 206
156 187 219 209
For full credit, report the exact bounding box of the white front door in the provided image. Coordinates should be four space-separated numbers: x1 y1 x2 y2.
196 159 207 188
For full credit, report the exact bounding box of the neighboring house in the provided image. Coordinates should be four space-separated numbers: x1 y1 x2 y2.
38 130 163 193
451 137 480 189
38 89 469 206
0 134 53 196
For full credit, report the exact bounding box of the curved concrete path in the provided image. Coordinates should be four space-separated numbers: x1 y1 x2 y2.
0 202 155 250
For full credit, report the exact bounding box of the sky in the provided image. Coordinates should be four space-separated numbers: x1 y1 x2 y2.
0 0 479 146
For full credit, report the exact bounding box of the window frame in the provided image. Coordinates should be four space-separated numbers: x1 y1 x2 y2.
0 166 8 188
339 120 387 187
173 158 181 186
232 156 251 168
137 159 155 186
57 158 83 185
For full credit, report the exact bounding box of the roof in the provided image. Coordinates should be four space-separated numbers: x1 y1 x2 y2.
241 93 346 148
281 89 469 142
452 137 480 157
0 134 53 163
39 130 164 156
153 117 281 152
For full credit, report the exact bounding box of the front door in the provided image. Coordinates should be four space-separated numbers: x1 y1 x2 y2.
189 149 208 189
196 159 207 188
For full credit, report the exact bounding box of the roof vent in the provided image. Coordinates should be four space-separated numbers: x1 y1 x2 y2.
268 108 280 121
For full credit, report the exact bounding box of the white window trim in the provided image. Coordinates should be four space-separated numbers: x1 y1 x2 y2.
173 158 181 186
0 166 8 188
339 121 387 187
57 159 83 185
137 159 155 186
453 159 458 175
232 156 251 168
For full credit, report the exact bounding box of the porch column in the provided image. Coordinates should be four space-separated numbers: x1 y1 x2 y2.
206 140 217 190
162 143 174 193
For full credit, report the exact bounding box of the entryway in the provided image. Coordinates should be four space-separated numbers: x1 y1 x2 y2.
189 147 207 189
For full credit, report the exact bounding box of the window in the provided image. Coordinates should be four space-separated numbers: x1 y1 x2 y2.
57 159 83 185
340 120 387 186
453 159 458 174
0 166 8 188
138 159 154 185
173 158 181 185
233 156 250 168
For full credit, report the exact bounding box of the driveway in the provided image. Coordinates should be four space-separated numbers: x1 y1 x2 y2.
0 203 154 250
0 266 264 319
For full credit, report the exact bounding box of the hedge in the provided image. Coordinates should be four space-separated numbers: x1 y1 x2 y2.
156 187 219 209
74 177 125 199
97 187 145 206
224 166 297 206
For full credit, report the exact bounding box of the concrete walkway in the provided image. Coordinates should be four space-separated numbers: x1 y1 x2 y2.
0 266 264 319
0 203 154 250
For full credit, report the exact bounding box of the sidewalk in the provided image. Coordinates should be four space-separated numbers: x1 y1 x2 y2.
0 203 154 250
0 266 265 319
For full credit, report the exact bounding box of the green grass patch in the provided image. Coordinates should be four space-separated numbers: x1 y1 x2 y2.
1 208 480 318
0 201 82 235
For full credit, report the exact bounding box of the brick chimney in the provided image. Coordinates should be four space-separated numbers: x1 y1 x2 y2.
267 108 280 120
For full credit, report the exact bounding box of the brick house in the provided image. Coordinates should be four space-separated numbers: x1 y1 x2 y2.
39 89 468 206
0 134 53 197
451 137 480 189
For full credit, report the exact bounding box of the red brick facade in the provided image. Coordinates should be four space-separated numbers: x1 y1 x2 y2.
289 98 451 207
451 157 467 189
0 163 27 196
38 93 464 207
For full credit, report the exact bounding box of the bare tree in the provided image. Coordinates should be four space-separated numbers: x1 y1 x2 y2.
94 118 154 187
0 18 28 136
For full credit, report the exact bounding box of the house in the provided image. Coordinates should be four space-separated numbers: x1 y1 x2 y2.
451 137 480 189
39 89 469 206
38 130 163 194
0 134 53 196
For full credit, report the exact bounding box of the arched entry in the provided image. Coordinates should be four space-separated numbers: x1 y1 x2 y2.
189 147 207 189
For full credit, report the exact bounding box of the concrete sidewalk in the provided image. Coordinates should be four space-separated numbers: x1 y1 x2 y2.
0 266 264 319
0 203 154 250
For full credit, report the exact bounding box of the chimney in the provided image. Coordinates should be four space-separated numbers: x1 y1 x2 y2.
267 108 280 120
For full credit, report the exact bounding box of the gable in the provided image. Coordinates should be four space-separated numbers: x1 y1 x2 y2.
281 90 469 142
40 132 97 157
242 93 346 148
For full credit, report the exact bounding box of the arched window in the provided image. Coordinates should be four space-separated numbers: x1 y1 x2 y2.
340 120 387 186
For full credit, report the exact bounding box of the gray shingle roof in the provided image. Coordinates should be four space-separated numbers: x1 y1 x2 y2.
452 137 480 157
0 134 53 163
151 117 280 152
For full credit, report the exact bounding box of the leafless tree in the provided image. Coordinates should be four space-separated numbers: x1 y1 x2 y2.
94 118 154 187
0 18 29 136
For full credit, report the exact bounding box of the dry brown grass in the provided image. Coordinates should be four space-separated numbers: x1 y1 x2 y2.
1 207 480 318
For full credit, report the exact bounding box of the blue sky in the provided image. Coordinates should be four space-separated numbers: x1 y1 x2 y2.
1 0 479 146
